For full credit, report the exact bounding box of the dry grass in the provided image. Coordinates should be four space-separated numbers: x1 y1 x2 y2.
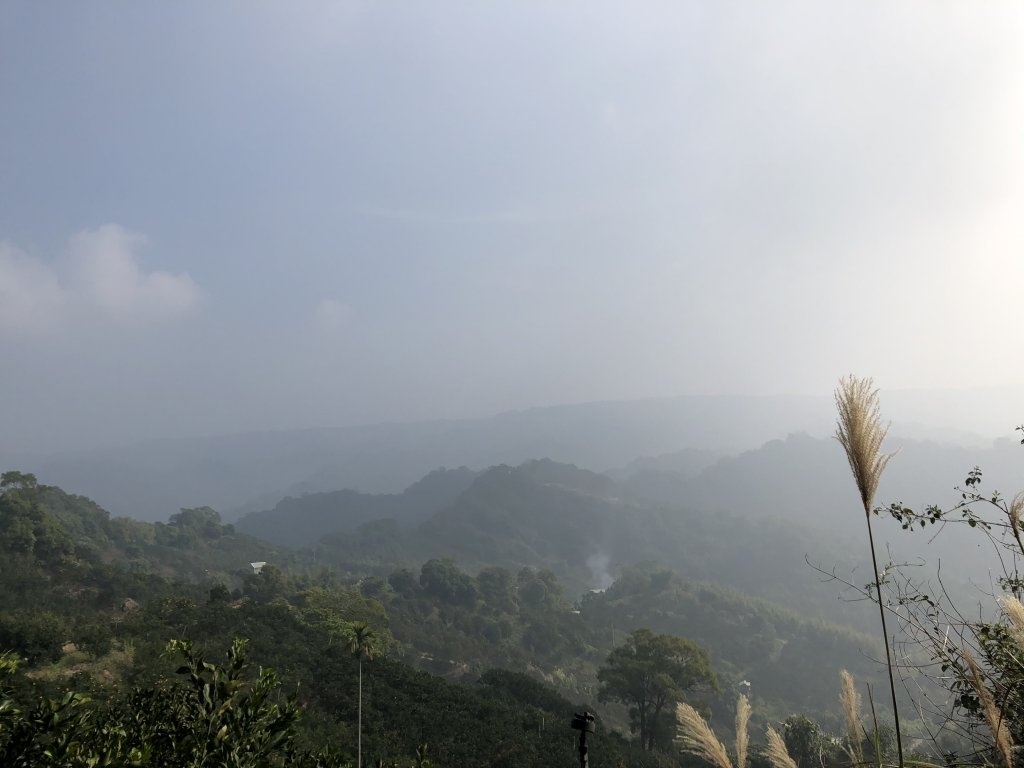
676 701 733 768
736 694 750 768
1001 594 1024 655
840 669 864 766
1010 491 1023 543
26 645 135 688
765 726 798 768
834 375 896 516
963 650 1013 768
835 374 904 768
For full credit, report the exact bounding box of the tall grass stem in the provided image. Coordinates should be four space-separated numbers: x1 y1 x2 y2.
835 375 904 768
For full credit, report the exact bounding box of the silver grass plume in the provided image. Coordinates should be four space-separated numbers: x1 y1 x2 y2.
736 694 750 768
765 727 798 768
676 702 733 768
964 650 1013 768
840 670 864 766
834 374 904 768
1001 595 1024 655
1010 492 1023 548
835 375 896 516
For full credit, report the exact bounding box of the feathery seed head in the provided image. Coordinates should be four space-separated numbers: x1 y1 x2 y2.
999 595 1024 656
736 694 750 768
835 375 896 516
839 670 864 766
1009 492 1023 539
765 727 798 768
676 702 733 768
964 650 1013 768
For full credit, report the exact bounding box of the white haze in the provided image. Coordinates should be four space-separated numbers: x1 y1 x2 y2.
1 2 1022 454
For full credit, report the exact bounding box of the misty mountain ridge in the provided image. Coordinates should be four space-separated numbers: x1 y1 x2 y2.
4 388 1014 524
237 466 479 547
635 431 1024 526
234 431 1022 625
614 431 1024 596
235 457 869 624
237 430 1024 554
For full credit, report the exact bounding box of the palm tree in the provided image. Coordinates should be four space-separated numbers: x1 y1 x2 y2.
345 621 377 768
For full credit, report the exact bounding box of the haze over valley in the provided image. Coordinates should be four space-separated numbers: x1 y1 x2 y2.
2 3 1022 766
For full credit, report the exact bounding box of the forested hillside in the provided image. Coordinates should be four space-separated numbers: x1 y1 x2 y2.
237 459 869 625
0 470 898 766
238 467 479 546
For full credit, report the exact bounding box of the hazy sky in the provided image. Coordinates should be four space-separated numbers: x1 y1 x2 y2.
2 2 1023 452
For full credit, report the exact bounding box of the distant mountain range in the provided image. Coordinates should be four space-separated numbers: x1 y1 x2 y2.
235 457 872 626
236 466 480 546
4 388 1017 523
233 432 1023 625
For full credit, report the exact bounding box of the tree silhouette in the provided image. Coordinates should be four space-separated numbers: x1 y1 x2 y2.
598 628 717 751
346 621 378 768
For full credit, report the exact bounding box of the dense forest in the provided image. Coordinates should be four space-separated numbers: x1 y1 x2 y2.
2 413 1021 768
235 458 875 627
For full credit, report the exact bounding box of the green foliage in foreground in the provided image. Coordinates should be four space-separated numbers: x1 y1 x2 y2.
0 638 680 768
0 639 342 767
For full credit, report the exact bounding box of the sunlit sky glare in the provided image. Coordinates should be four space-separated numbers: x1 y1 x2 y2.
1 2 1023 452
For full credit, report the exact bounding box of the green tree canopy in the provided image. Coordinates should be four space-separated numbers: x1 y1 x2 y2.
0 471 38 493
597 628 718 752
419 558 478 606
0 483 72 561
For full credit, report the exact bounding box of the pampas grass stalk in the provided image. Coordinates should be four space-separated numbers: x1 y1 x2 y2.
964 651 1013 768
835 375 904 768
835 375 895 519
866 683 883 768
840 670 865 766
676 702 733 768
736 694 750 768
765 727 798 768
1009 491 1024 558
1001 595 1024 655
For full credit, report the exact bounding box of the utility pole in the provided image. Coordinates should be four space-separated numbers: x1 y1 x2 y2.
357 660 362 768
570 711 596 768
